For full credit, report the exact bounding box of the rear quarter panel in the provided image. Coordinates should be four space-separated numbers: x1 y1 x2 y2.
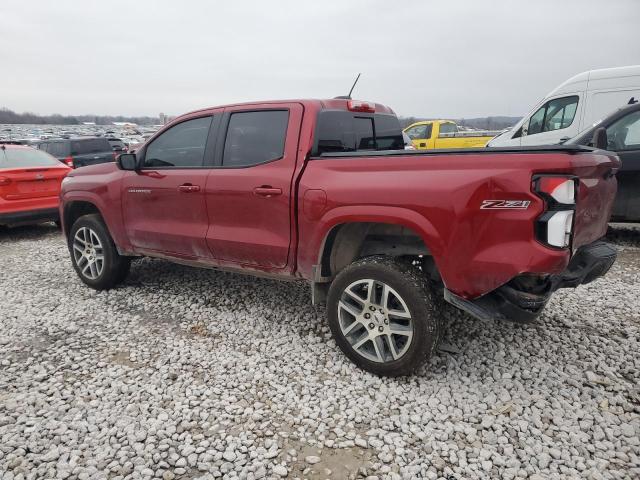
298 151 618 299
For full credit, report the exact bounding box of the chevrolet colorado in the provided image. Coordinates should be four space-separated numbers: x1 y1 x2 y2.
60 99 619 376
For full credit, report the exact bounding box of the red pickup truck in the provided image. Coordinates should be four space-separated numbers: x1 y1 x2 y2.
60 99 619 376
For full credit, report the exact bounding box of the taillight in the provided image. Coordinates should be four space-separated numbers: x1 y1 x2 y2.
347 100 376 113
0 176 11 186
532 175 577 249
64 156 75 168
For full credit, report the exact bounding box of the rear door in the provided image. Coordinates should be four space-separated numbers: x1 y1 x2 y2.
204 103 303 268
121 114 219 258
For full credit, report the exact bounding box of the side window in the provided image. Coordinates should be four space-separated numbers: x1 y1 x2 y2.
144 116 212 168
222 110 289 167
439 123 458 135
528 105 547 135
405 125 428 140
606 110 640 151
528 96 579 136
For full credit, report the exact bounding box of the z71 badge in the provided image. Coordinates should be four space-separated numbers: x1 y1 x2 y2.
480 200 531 210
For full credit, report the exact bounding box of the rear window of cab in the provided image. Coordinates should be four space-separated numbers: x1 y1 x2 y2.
313 111 404 156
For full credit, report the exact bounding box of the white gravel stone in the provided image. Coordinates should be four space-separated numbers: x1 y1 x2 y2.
0 223 639 480
271 465 287 477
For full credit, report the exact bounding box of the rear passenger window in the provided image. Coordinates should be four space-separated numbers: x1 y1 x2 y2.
439 123 458 135
144 116 212 168
222 110 289 167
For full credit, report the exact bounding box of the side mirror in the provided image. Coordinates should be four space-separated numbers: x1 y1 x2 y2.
592 127 608 150
117 153 138 171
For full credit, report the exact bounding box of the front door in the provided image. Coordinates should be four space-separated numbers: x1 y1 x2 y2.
404 123 432 149
606 109 640 220
204 103 303 269
121 114 218 258
520 95 581 146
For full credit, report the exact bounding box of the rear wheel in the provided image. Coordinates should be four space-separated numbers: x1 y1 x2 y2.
327 255 442 376
68 214 130 290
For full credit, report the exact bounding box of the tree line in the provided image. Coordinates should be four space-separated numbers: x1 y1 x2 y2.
0 107 160 126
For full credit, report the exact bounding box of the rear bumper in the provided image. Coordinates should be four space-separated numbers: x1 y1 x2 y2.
445 240 617 323
0 208 60 227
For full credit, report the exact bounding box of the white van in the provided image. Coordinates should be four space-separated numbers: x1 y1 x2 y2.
488 65 640 147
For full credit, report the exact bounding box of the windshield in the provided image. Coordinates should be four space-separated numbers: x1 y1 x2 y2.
0 147 62 168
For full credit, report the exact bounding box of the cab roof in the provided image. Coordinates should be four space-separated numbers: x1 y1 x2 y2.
173 98 396 123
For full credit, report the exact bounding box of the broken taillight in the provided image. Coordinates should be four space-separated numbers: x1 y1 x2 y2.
532 175 577 249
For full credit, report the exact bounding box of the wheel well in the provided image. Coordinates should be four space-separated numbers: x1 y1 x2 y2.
319 222 440 281
63 201 101 236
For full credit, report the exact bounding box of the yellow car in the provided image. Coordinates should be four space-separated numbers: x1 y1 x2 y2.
404 120 499 150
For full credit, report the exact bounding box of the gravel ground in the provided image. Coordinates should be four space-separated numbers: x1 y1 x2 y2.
0 223 639 480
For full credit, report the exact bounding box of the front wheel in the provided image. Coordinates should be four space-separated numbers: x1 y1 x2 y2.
327 256 442 377
68 214 130 290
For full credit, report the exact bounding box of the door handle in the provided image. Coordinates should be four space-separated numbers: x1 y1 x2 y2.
419 142 426 147
254 186 282 197
178 184 200 193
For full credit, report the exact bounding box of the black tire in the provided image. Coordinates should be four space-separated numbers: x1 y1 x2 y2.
327 255 442 377
68 214 130 290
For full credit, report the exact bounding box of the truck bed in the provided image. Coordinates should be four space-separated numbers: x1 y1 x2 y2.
299 145 618 299
316 144 595 158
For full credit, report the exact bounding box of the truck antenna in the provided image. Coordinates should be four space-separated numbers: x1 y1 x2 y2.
334 73 361 100
347 73 361 99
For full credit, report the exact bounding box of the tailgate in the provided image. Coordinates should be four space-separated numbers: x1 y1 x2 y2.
0 167 68 201
571 151 620 250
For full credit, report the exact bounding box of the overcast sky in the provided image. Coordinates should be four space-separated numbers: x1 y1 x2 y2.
1 0 638 119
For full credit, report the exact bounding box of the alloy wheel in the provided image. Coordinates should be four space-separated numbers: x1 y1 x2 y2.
337 279 414 363
72 226 105 280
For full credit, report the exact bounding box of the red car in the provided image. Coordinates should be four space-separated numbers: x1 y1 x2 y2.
60 99 619 376
0 144 71 227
